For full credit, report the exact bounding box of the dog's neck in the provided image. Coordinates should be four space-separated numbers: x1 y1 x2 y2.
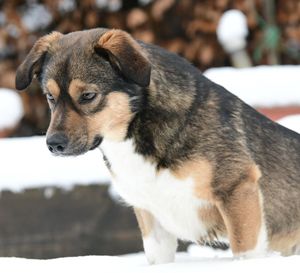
126 83 206 169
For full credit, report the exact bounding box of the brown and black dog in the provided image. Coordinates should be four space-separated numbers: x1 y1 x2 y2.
16 28 300 263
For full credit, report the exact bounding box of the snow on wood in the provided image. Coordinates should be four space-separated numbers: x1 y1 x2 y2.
204 65 300 107
0 136 110 191
278 114 300 133
0 88 24 130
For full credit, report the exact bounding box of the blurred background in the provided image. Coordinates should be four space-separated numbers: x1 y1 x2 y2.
0 0 300 259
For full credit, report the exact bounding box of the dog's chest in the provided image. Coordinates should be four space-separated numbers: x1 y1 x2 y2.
100 139 209 241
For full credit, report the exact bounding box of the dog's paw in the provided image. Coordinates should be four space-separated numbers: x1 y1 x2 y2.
143 231 177 265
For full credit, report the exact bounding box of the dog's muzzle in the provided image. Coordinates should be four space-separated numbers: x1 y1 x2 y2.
47 133 69 154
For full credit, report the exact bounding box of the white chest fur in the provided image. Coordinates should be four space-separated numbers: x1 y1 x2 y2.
100 139 210 241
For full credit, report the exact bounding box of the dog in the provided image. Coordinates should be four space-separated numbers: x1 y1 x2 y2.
15 28 300 263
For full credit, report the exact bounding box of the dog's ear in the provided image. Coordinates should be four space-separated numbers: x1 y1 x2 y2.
94 29 151 87
15 31 63 90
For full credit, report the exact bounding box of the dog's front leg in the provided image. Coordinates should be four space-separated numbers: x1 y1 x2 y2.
134 208 178 264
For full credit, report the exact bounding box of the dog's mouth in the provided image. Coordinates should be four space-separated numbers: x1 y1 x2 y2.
90 135 103 151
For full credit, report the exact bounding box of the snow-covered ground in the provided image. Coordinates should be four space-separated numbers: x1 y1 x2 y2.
1 245 299 273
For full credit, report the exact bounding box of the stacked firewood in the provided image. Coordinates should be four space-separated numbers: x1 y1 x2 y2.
0 0 299 135
277 0 300 63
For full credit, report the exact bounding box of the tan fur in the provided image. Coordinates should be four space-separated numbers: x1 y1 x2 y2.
69 79 87 98
216 164 263 254
269 229 300 256
148 79 195 113
171 159 228 242
88 92 134 141
68 79 99 100
198 206 226 241
248 164 262 183
33 31 63 56
65 110 85 137
171 159 214 202
47 107 60 134
46 79 60 98
98 29 143 59
97 29 151 87
134 208 154 238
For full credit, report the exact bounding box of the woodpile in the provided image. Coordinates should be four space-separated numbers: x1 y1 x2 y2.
0 185 142 258
0 184 191 258
0 0 299 136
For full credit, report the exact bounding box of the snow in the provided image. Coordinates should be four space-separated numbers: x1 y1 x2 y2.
6 24 20 38
0 136 110 191
95 0 122 11
0 245 299 273
0 88 24 130
138 0 153 5
0 11 6 26
21 3 52 32
277 114 300 134
58 0 76 14
204 65 300 107
216 10 248 53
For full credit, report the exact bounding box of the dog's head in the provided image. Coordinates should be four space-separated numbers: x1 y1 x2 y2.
15 29 151 156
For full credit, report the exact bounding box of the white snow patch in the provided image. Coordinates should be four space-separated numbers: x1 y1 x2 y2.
6 24 21 38
217 10 248 53
187 244 232 259
43 187 55 199
0 12 6 26
204 65 300 107
0 246 299 273
95 0 108 8
58 0 76 14
0 136 110 191
0 88 24 130
277 114 300 134
95 0 122 11
22 4 52 32
107 0 122 12
138 0 153 5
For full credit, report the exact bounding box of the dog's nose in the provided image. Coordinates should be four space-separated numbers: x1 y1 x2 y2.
46 133 68 154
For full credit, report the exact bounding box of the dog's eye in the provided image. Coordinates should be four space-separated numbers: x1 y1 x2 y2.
80 92 97 103
46 93 55 102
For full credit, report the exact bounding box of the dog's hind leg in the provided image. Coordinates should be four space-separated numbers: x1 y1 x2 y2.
134 208 178 264
216 164 268 258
